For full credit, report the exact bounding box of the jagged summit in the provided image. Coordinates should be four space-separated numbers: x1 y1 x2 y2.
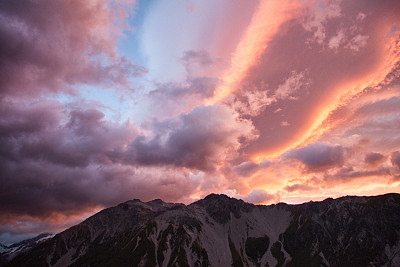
192 193 244 206
192 193 254 224
4 193 400 267
202 193 233 200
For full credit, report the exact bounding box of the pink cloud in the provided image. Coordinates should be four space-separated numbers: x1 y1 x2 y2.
238 0 400 160
365 152 386 167
284 143 346 172
392 152 400 169
0 0 143 96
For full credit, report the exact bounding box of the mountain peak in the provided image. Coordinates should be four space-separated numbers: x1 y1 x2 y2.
147 198 165 204
192 193 254 224
203 193 233 201
198 193 244 204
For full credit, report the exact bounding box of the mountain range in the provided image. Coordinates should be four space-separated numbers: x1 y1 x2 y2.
3 193 400 266
0 233 54 264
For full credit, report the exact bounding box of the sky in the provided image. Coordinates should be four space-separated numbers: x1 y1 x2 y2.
1 0 400 244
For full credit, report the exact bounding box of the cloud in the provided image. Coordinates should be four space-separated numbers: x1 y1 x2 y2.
182 50 216 67
0 101 137 168
239 0 400 159
280 121 290 127
0 160 202 220
151 77 218 99
232 159 271 177
0 99 60 138
0 96 258 228
328 12 368 52
229 71 309 117
228 86 273 117
146 77 220 118
123 104 258 171
18 108 134 168
284 142 346 172
353 97 400 118
391 151 400 181
222 188 276 204
274 71 309 100
285 183 314 192
391 151 400 169
328 29 346 50
343 110 400 152
0 0 143 96
207 0 301 103
325 166 391 180
0 100 147 220
364 152 386 166
181 50 219 77
301 0 342 44
0 102 222 219
345 35 369 52
244 189 275 204
232 161 259 177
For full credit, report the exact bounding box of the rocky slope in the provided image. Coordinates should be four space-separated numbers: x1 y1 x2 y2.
5 193 400 267
0 233 54 262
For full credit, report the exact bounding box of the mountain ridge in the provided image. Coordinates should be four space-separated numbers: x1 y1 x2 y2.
0 233 55 263
4 193 400 267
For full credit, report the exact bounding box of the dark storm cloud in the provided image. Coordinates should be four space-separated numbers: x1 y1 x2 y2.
284 142 346 172
0 101 137 169
0 158 199 218
0 100 139 218
0 99 59 137
0 112 199 219
0 100 256 219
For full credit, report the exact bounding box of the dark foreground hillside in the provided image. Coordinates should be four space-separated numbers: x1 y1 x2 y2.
5 193 400 267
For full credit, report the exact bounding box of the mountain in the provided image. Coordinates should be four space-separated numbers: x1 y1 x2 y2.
0 253 7 267
0 233 55 263
0 243 8 254
5 193 400 267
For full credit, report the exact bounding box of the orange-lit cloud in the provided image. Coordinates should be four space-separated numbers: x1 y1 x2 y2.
207 0 301 105
252 13 400 162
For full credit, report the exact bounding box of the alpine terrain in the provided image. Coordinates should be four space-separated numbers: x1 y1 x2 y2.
4 193 400 267
0 233 55 262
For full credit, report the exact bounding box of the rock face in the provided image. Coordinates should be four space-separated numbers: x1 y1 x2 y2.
5 193 400 267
